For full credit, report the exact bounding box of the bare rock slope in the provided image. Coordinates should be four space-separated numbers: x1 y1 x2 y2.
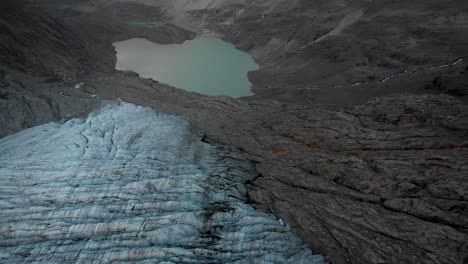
185 0 468 101
88 74 468 264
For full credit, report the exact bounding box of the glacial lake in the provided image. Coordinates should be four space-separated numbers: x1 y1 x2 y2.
113 37 259 97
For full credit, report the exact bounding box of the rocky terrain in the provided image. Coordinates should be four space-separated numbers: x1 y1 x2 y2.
182 0 468 103
1 0 467 263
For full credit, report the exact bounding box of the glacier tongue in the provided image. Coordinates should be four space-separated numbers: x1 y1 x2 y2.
0 102 323 263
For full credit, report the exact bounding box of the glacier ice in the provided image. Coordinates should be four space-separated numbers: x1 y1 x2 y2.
0 102 324 263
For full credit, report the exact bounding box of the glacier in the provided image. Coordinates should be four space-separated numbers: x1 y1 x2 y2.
0 102 324 263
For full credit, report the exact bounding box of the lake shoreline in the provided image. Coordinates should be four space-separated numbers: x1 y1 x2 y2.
113 37 258 98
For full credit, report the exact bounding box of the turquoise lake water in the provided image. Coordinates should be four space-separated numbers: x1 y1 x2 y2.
113 37 258 97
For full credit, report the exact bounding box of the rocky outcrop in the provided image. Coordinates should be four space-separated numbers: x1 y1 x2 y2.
0 68 97 138
0 102 324 263
245 94 468 264
82 73 468 263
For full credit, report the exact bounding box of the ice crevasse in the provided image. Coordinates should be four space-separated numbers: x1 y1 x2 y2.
0 102 324 263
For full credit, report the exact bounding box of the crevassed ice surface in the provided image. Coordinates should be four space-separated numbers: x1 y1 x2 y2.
0 102 324 263
113 37 258 98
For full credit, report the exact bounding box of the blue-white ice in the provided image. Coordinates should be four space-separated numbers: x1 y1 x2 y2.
0 102 323 263
74 82 84 89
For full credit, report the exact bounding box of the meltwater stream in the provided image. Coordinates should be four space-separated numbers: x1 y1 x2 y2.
0 102 323 263
113 37 258 98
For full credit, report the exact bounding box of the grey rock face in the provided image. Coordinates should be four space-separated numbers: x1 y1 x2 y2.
245 95 468 264
0 102 323 263
0 70 97 138
79 72 468 264
0 0 88 80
